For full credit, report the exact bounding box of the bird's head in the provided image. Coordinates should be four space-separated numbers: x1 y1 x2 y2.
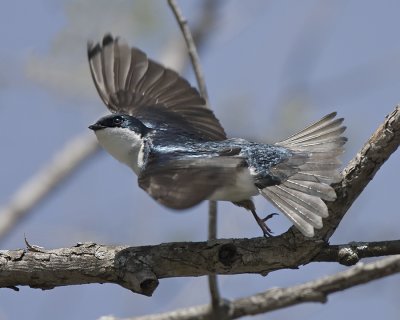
89 114 150 135
89 114 151 173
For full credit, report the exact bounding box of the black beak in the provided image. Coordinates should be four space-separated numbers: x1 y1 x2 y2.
88 123 106 131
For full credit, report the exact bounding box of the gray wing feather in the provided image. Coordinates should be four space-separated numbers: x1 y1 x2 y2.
88 34 226 141
138 157 244 209
88 43 109 106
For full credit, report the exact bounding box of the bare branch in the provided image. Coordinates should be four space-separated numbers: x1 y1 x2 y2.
167 0 209 101
0 242 158 296
207 200 221 309
229 255 400 318
314 240 400 265
167 0 222 311
320 105 400 240
0 133 99 242
2 238 400 295
99 255 400 320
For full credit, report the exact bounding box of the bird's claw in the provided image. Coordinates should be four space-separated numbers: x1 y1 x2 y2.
261 212 278 222
251 211 278 238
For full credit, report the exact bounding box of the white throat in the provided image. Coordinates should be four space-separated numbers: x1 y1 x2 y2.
94 127 144 175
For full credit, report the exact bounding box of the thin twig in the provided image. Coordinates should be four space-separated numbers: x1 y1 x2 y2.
167 0 209 102
99 255 400 320
207 201 220 308
167 0 222 312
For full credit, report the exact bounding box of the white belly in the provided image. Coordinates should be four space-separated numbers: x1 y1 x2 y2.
209 168 258 201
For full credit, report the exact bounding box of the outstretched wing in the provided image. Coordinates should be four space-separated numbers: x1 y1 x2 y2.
88 34 226 141
138 157 244 209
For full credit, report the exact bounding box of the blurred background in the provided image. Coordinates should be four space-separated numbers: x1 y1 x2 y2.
0 0 399 319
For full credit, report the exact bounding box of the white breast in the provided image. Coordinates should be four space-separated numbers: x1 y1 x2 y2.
94 127 143 175
209 168 258 201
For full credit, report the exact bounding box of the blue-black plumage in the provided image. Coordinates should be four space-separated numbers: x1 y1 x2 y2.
88 35 347 237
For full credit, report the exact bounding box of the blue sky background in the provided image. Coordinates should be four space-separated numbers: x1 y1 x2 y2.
0 1 399 319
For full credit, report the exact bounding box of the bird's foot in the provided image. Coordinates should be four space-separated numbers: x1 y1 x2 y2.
251 210 278 238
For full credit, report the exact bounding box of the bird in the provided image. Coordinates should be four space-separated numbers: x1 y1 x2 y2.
88 34 347 238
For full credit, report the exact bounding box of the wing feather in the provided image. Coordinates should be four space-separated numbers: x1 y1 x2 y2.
138 157 244 209
88 34 226 141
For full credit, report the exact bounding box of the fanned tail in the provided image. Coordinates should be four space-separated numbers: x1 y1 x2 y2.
260 112 347 237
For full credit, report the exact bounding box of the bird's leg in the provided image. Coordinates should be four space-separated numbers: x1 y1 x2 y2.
250 209 278 238
232 200 278 238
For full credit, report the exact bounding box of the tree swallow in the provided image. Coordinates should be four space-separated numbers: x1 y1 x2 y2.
88 34 346 237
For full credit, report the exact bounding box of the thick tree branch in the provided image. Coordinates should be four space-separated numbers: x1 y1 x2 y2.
1 239 400 296
320 105 400 239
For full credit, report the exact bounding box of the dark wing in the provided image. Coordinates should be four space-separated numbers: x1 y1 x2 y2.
138 157 244 209
88 34 226 141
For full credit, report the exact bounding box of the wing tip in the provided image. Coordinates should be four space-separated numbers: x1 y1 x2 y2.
87 42 100 59
102 33 115 46
87 33 116 60
325 111 337 119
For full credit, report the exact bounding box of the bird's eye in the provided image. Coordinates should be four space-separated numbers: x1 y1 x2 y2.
113 117 123 125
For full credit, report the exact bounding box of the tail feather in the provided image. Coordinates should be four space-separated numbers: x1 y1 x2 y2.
283 179 336 201
284 125 346 146
271 185 328 217
290 171 342 184
298 161 341 172
280 112 340 144
284 139 346 153
260 112 346 237
261 188 321 237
